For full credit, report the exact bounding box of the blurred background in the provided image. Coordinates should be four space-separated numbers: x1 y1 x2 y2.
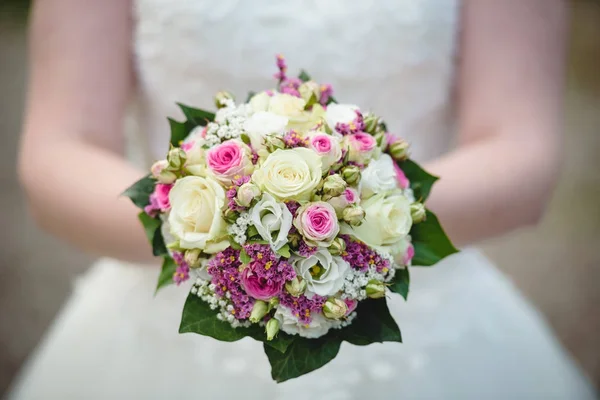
0 0 599 396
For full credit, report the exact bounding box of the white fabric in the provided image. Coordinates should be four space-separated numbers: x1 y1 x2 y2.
8 0 597 399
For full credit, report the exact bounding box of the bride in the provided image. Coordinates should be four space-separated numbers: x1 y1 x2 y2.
9 0 597 399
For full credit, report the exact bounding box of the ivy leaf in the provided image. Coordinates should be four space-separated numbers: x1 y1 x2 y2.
298 70 311 82
276 244 291 258
389 267 410 300
138 212 168 257
264 333 295 354
239 248 252 264
179 293 263 341
326 96 337 105
152 227 168 257
177 103 216 127
123 175 155 209
397 159 438 202
156 257 176 293
338 299 402 345
168 118 188 147
410 210 458 266
264 335 342 383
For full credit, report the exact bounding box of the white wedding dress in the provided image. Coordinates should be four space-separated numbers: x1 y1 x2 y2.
8 1 597 399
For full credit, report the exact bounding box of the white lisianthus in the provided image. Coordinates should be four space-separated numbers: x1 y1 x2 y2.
325 103 360 131
360 153 398 198
249 193 293 251
243 111 289 151
274 306 333 339
248 91 272 112
292 249 350 298
252 148 322 202
168 176 229 253
342 190 412 254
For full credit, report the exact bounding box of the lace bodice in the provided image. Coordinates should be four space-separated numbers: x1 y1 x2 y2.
130 0 460 164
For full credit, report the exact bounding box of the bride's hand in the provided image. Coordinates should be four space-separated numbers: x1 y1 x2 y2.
18 0 155 262
424 0 568 246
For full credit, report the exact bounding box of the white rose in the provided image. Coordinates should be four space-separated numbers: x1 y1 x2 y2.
360 153 398 198
306 131 343 173
274 306 333 339
243 111 289 150
183 140 207 176
341 190 412 254
252 148 322 202
292 249 350 298
249 91 272 112
168 176 229 253
268 93 306 117
325 104 360 131
249 193 293 252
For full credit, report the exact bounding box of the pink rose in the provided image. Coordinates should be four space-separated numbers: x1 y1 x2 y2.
344 188 359 204
144 183 173 217
241 262 283 300
393 163 410 189
307 133 342 172
206 139 253 185
344 132 377 163
294 201 340 247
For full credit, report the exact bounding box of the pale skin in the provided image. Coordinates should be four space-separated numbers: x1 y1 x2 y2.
18 0 569 263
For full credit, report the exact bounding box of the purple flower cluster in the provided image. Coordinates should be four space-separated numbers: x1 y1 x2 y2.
274 54 288 82
340 235 391 273
298 240 318 257
335 110 365 136
243 244 296 282
171 251 190 285
280 78 302 98
225 175 252 212
206 248 254 319
279 293 326 325
319 83 333 105
283 130 309 148
284 200 301 217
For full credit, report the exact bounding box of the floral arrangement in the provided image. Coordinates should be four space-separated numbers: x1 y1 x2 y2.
124 55 457 382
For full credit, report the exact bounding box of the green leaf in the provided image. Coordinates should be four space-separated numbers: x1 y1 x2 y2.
326 96 337 105
247 225 259 239
264 335 342 383
138 212 160 243
276 244 291 258
156 257 177 293
122 175 155 209
240 133 251 145
389 268 410 300
410 210 458 266
245 91 257 103
264 332 295 354
228 240 242 250
338 299 402 345
168 118 188 147
177 103 216 126
298 70 311 82
179 293 263 341
397 159 439 202
239 248 252 264
152 227 168 256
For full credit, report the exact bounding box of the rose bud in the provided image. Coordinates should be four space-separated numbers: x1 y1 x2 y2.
167 147 187 170
268 297 280 311
266 318 280 341
342 205 365 227
363 113 380 134
236 182 261 208
341 165 361 185
322 297 348 320
329 237 346 256
184 249 202 268
223 208 239 225
389 138 410 161
264 135 286 153
285 277 307 297
298 81 320 104
322 174 347 199
410 202 427 224
151 160 177 184
249 300 268 323
366 279 386 299
214 91 235 108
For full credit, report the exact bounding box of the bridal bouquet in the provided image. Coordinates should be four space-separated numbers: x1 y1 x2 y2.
124 55 457 382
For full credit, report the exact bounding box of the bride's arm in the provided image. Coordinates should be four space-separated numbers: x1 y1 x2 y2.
18 0 153 262
425 0 569 246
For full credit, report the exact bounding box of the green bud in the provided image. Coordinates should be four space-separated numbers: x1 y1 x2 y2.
322 297 348 320
341 165 361 186
265 135 286 152
214 91 235 108
287 232 302 249
410 202 427 224
329 237 346 256
167 147 187 170
322 174 347 198
249 300 268 323
158 169 178 184
365 279 386 299
266 318 280 341
342 205 365 227
285 277 307 297
389 139 410 161
268 297 280 311
222 208 239 224
363 113 380 134
184 249 202 268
